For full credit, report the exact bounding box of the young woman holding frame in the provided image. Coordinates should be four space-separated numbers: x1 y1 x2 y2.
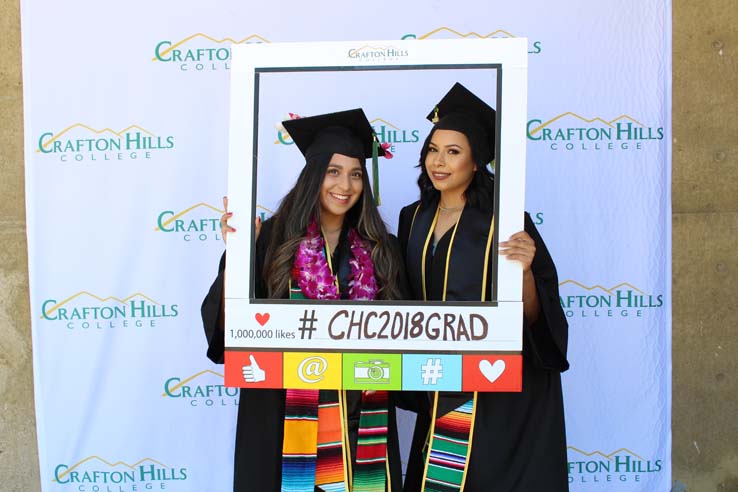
202 109 417 492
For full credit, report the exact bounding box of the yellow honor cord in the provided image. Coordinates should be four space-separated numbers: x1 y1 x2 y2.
420 392 440 492
480 217 495 301
459 392 479 490
321 228 341 292
339 390 352 490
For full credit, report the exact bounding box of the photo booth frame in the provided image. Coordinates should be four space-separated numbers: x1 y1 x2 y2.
224 38 529 391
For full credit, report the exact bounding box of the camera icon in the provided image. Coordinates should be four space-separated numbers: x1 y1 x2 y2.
353 360 391 384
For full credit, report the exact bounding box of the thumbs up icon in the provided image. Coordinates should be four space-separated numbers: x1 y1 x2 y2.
242 355 267 383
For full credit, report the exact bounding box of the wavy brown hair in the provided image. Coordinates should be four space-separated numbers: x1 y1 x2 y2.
264 153 401 300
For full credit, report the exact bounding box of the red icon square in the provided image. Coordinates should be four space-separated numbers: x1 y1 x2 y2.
225 351 283 388
462 354 522 392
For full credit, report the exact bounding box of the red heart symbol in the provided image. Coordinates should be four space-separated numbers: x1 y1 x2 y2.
255 313 270 326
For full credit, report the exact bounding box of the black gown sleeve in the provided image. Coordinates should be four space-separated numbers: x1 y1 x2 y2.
522 212 569 372
201 252 226 364
253 219 274 299
200 219 275 364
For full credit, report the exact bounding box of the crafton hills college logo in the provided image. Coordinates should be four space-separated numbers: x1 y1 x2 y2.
154 202 274 242
346 44 409 63
567 446 663 485
400 27 542 54
558 280 663 319
40 291 179 330
163 369 239 407
152 33 270 72
527 112 665 151
36 124 174 163
53 456 188 487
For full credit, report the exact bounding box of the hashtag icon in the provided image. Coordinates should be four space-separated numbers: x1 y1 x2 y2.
420 358 443 385
298 309 318 340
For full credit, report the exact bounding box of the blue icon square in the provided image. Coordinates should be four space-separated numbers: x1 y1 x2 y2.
401 354 462 391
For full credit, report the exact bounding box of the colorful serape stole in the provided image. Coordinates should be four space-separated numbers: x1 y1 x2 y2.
315 391 348 492
281 389 320 492
422 393 478 492
283 285 351 492
353 391 389 492
282 389 391 492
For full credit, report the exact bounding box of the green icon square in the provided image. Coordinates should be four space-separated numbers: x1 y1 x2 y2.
342 353 402 390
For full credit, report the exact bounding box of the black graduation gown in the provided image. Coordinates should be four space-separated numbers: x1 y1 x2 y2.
397 200 570 492
201 219 410 492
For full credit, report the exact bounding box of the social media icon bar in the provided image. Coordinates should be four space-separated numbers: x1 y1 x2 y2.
222 351 523 392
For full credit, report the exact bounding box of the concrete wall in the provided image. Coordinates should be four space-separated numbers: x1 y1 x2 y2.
0 1 735 491
0 0 39 490
671 1 738 491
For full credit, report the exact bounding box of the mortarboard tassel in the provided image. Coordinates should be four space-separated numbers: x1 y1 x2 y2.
372 136 381 206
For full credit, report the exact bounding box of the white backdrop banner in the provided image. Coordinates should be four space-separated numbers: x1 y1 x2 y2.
21 1 672 491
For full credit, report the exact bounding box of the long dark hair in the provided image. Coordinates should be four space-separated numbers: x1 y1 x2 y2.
264 153 401 300
416 127 495 210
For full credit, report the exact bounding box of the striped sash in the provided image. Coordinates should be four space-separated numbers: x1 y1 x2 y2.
422 393 478 491
281 389 321 492
353 391 389 492
281 390 390 492
315 391 349 492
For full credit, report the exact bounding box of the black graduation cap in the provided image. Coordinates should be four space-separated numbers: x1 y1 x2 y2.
426 82 497 163
282 108 386 203
282 108 385 161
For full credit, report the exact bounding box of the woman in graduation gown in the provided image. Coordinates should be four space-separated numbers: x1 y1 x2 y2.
398 84 570 492
202 109 414 492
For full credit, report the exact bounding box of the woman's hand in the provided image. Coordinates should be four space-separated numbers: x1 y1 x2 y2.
500 230 540 324
499 231 535 272
220 196 235 244
220 196 262 245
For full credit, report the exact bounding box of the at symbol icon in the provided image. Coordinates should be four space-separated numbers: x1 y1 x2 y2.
298 356 328 383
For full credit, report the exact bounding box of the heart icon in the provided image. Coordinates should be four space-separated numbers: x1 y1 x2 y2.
479 359 506 383
255 313 270 326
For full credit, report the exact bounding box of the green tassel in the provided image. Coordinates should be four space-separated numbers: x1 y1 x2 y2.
372 138 381 206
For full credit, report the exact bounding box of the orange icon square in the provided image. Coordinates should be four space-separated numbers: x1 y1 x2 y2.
224 351 283 388
462 354 522 392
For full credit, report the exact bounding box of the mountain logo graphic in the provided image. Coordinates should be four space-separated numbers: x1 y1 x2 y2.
153 33 270 72
400 27 542 54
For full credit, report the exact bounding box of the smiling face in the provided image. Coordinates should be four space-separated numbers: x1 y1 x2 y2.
424 129 477 197
319 153 364 223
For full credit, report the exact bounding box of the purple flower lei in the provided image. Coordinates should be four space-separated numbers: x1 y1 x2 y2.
292 219 378 300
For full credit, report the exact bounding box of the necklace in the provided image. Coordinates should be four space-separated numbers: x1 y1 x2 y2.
439 204 463 213
293 219 378 300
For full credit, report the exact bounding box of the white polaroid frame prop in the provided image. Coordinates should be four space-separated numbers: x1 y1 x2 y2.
224 39 528 390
